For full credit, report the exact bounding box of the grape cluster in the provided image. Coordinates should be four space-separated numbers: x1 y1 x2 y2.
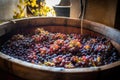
0 28 120 68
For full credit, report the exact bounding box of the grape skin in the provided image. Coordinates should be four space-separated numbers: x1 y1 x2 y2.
0 28 120 68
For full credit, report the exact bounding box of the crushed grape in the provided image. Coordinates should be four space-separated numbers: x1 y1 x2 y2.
0 28 120 68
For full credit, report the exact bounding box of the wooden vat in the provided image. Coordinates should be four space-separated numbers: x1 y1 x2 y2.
0 17 120 80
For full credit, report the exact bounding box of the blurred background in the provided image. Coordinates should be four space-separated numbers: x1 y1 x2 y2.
0 0 120 30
